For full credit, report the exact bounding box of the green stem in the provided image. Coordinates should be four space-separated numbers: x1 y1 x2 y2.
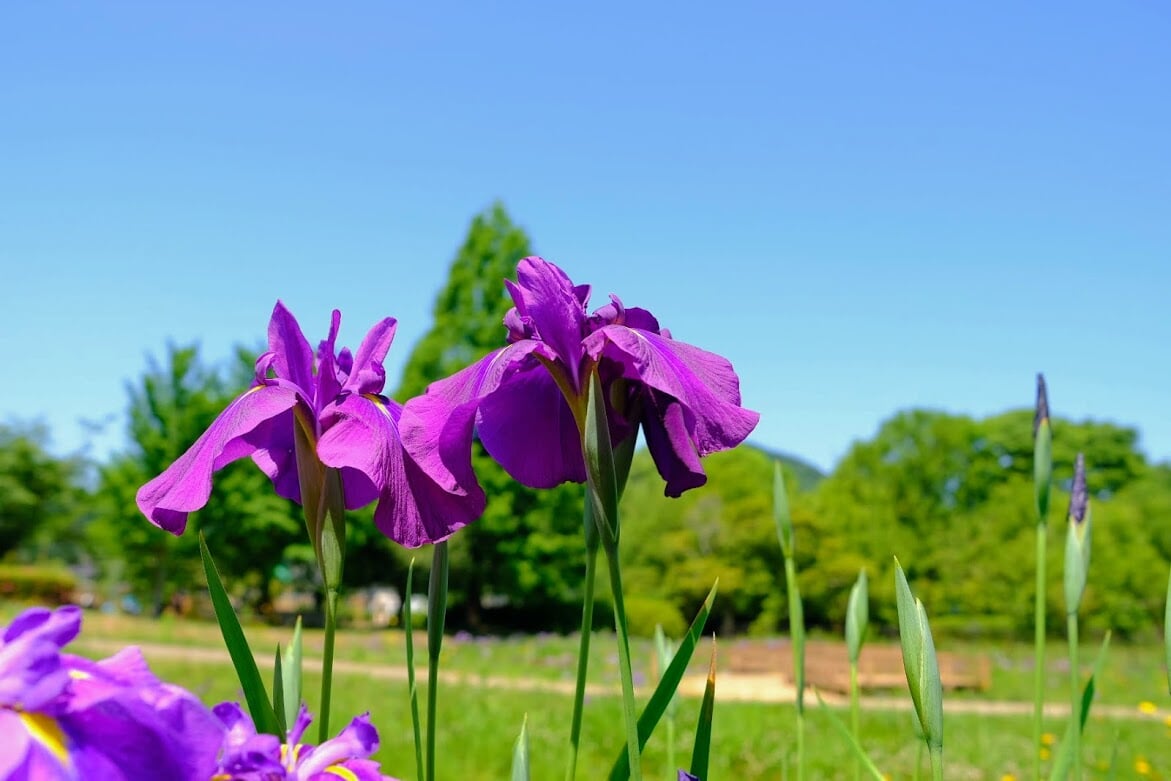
929 746 943 781
913 741 923 781
1067 611 1081 781
404 562 425 781
796 711 805 781
565 527 599 781
850 661 860 781
1033 522 1047 781
783 555 805 781
317 587 338 742
426 541 450 781
602 542 643 781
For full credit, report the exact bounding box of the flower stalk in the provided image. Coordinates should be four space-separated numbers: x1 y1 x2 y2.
426 539 450 781
774 463 806 781
582 371 642 781
846 569 869 781
1063 453 1091 781
567 429 637 781
1032 374 1052 781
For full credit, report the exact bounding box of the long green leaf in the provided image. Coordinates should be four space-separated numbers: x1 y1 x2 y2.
272 646 286 735
1165 567 1170 696
608 580 719 781
815 691 887 781
511 716 530 781
199 533 280 736
1049 631 1112 781
689 640 717 781
282 616 303 730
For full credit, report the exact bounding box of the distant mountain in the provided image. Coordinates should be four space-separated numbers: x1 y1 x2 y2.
626 440 826 496
748 442 826 491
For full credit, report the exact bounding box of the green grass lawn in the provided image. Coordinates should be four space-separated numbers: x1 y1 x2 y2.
6 604 1170 778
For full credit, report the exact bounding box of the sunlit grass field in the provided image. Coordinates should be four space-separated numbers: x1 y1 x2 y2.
13 605 1167 779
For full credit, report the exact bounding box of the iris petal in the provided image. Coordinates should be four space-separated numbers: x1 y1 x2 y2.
295 713 379 776
477 368 586 488
319 393 485 547
585 325 759 456
509 257 589 384
400 341 542 521
345 318 397 395
136 385 301 533
268 301 316 397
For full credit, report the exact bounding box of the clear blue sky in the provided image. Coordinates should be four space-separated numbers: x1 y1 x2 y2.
2 3 1168 473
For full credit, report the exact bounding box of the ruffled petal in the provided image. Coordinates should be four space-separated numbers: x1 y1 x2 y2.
585 326 759 457
2 605 81 647
508 258 588 385
295 712 379 776
399 342 543 529
0 607 81 712
641 391 708 497
247 408 302 503
59 655 225 781
345 317 397 395
315 310 343 412
268 301 316 396
318 393 485 547
477 368 586 488
136 385 301 533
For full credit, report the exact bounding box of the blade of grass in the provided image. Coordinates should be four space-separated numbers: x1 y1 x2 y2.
1049 631 1111 781
814 691 886 781
511 716 530 781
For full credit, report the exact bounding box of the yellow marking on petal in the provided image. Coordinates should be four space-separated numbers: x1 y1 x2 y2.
362 393 392 419
325 765 360 781
211 775 232 781
19 712 71 767
67 669 91 680
281 742 305 770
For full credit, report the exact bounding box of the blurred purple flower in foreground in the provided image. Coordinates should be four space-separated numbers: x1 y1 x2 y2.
403 257 759 498
0 605 222 780
136 301 484 548
211 701 397 781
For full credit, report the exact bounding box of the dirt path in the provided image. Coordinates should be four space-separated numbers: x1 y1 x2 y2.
80 639 1163 723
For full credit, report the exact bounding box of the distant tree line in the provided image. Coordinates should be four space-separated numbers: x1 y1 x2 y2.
3 203 1168 639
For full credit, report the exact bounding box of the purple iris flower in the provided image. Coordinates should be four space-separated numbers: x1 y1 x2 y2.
678 772 700 781
402 257 759 499
0 605 223 780
136 301 485 548
211 701 397 781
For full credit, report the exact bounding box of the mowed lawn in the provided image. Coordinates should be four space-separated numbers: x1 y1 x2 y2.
11 606 1171 779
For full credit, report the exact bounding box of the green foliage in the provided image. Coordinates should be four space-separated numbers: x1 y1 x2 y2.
620 408 1171 639
623 595 686 638
393 203 587 629
0 422 85 560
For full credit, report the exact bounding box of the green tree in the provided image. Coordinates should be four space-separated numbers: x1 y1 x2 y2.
394 202 588 628
0 422 84 560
